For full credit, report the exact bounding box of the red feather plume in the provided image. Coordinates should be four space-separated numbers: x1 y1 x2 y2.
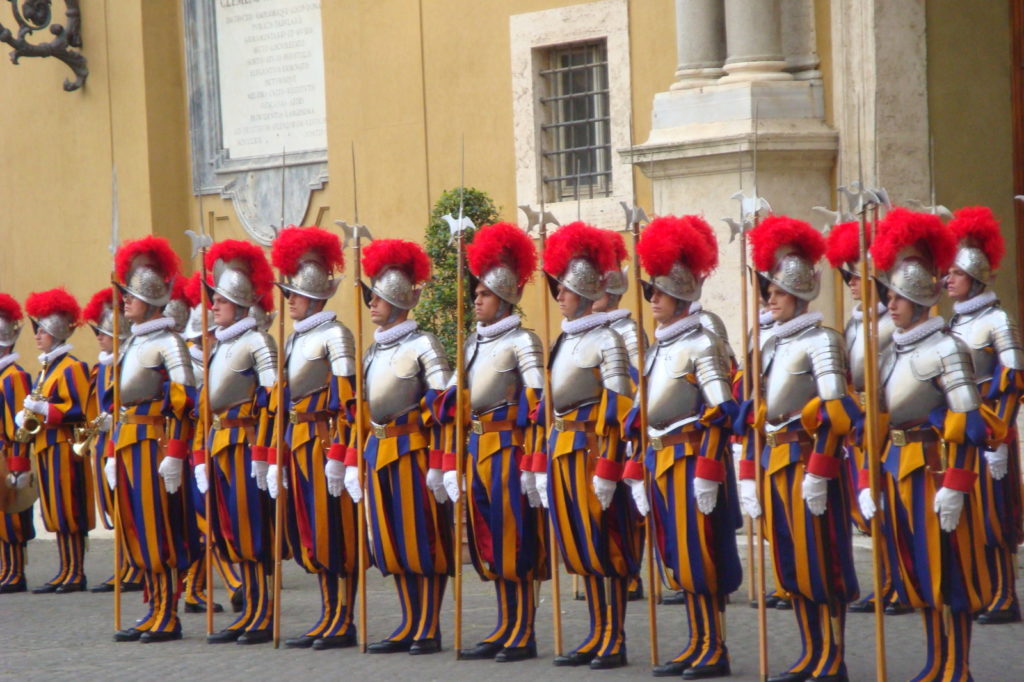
542 222 616 277
25 287 81 325
169 276 188 302
271 225 345 276
115 235 181 285
82 289 113 325
749 215 825 272
637 216 717 279
466 222 537 286
871 208 956 272
0 293 23 322
824 221 871 268
948 206 1004 271
205 240 275 300
604 230 628 269
259 290 275 313
182 272 203 308
361 239 431 284
680 215 719 273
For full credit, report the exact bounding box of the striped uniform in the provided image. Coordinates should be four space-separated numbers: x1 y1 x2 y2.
0 357 34 589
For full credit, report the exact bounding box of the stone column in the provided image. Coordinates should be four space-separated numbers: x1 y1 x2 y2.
670 0 726 90
720 0 792 82
781 0 821 81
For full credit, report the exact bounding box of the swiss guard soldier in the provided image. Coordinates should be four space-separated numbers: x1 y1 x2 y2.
0 294 33 594
194 240 278 645
437 222 547 662
537 221 638 670
946 206 1024 625
21 288 94 594
868 208 999 681
109 236 196 642
267 226 360 650
743 216 860 682
595 230 646 371
631 215 741 680
344 238 453 655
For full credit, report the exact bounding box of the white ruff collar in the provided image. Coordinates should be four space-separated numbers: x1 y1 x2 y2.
953 290 998 315
98 351 114 366
562 312 608 335
654 311 703 341
605 308 631 323
893 316 945 346
131 317 176 336
478 314 521 338
375 320 417 346
850 302 887 321
39 343 72 365
773 312 824 339
215 316 257 342
295 310 336 334
0 352 20 372
759 309 774 326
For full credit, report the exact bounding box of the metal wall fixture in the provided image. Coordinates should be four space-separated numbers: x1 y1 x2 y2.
0 0 88 91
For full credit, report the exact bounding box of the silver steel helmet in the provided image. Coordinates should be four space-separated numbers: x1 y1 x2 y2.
121 260 172 307
249 303 276 332
208 258 258 309
876 253 941 307
605 267 629 296
643 261 702 303
0 316 21 347
184 305 216 342
364 266 419 310
35 313 74 343
163 298 190 334
546 257 606 302
474 264 521 305
953 246 991 286
757 249 820 302
277 255 340 301
89 303 129 340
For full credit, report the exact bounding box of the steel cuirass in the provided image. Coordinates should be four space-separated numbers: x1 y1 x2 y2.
364 329 451 425
463 326 544 417
949 303 1024 384
762 324 847 426
207 328 277 412
609 315 647 370
550 325 631 416
286 320 356 400
119 329 195 405
845 308 896 392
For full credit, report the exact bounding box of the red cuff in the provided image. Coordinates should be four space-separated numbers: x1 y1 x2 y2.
46 404 63 425
442 452 457 472
251 445 269 462
326 443 346 462
531 452 548 473
105 440 115 459
429 449 443 470
344 447 358 467
165 438 189 460
738 459 756 480
268 446 290 467
594 458 623 482
943 467 978 493
805 452 841 479
7 455 30 473
858 468 871 491
519 452 533 473
192 449 207 466
695 456 726 483
622 459 645 481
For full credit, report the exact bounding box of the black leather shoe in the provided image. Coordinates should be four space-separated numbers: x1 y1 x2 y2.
751 594 781 609
683 660 731 679
628 579 645 601
55 581 87 594
660 591 687 606
495 643 537 662
122 582 144 593
590 651 628 670
884 603 914 616
977 608 1021 624
367 638 412 654
32 583 59 594
91 582 116 593
0 580 26 594
141 629 182 643
652 660 690 677
114 628 144 642
184 600 224 614
285 634 318 649
767 672 811 682
554 650 596 667
207 629 243 644
230 589 244 613
459 641 503 660
775 598 792 610
409 637 442 655
237 629 272 645
312 632 357 649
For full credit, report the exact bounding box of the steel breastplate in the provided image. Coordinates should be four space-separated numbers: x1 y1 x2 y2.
285 321 354 400
365 340 426 424
644 332 703 432
208 335 259 412
550 331 603 416
762 334 817 425
950 310 996 384
119 331 188 405
883 341 946 427
466 333 523 416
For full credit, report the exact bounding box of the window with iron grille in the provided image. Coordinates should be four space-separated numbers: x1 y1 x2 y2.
539 40 611 202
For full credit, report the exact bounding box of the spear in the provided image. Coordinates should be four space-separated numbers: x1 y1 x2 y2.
271 147 287 648
109 165 123 634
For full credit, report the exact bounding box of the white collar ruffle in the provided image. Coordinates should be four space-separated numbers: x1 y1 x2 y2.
39 343 72 365
605 308 631 323
893 315 945 346
654 311 703 342
0 352 19 372
98 350 114 366
478 314 521 338
131 317 176 336
215 316 257 342
772 312 823 339
561 312 608 335
295 310 336 334
375 320 417 346
952 290 998 316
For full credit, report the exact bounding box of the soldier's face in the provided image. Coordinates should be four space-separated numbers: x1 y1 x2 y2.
123 294 149 323
848 275 862 302
34 327 55 352
945 267 972 302
766 285 797 323
556 285 587 320
474 284 502 325
650 289 686 325
96 332 114 354
211 294 238 327
887 291 915 329
369 294 396 326
287 293 311 321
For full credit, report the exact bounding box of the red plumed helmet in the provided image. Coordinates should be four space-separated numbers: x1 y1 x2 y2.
748 216 825 302
361 239 432 310
824 221 867 269
205 239 275 308
0 293 23 322
604 230 628 270
272 225 345 300
0 292 23 346
114 235 181 307
681 215 720 273
26 287 81 341
183 272 204 308
258 290 275 313
870 208 956 272
467 222 537 304
82 289 113 325
637 215 716 302
948 206 1004 280
543 222 616 301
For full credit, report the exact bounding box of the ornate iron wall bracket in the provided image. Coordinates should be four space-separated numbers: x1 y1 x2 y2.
0 0 88 91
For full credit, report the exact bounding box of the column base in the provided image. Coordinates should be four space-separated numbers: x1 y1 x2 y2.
720 60 792 83
671 67 725 91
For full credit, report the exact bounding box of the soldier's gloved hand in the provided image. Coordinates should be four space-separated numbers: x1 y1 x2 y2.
23 396 47 416
426 467 447 504
520 470 541 508
933 487 965 532
194 462 208 495
158 456 183 494
693 477 720 515
858 487 876 521
731 442 743 472
739 479 761 518
344 466 363 503
251 459 269 491
14 410 25 429
325 459 346 498
592 475 616 511
104 457 117 490
267 464 288 500
984 444 1009 481
535 471 549 509
626 478 649 516
443 470 460 503
97 412 113 433
802 472 828 516
6 472 30 489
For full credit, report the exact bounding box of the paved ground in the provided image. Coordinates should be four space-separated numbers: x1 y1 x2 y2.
1 534 1020 681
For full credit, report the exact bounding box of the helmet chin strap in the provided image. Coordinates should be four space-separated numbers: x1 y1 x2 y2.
968 279 986 299
910 302 929 324
234 306 250 323
572 297 594 320
673 297 691 318
300 298 326 321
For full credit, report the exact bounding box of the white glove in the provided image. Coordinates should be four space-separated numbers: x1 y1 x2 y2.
325 459 345 498
443 470 460 503
693 477 720 515
739 478 761 519
425 467 447 504
6 472 30 489
731 442 743 472
97 412 113 433
194 462 208 495
933 487 965 532
802 472 828 516
535 471 549 509
267 464 287 500
626 478 649 516
344 466 362 503
858 488 876 521
104 458 117 490
158 456 182 494
23 396 47 416
592 475 617 511
520 470 541 508
984 444 1009 481
14 410 25 429
251 459 269 491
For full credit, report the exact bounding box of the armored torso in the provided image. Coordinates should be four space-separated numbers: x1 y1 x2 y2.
608 312 647 370
949 300 1024 385
286 319 356 400
208 327 277 412
761 318 847 427
364 328 451 425
119 327 194 405
550 322 631 416
845 306 896 392
464 325 543 416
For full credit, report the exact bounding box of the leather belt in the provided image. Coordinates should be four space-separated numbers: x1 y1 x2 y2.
553 418 596 433
765 430 812 448
212 415 256 431
289 410 332 425
118 414 164 426
470 419 516 435
889 428 938 447
371 422 420 439
648 430 701 451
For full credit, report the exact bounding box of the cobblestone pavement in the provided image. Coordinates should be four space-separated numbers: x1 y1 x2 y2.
1 536 1020 681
